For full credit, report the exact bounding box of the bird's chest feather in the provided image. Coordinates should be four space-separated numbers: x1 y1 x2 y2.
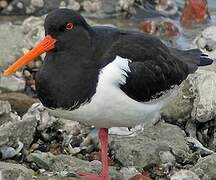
47 56 167 128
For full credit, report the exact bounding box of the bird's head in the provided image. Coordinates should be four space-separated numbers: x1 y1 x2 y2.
3 8 92 76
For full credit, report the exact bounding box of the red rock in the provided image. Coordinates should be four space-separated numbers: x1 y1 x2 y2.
181 0 210 26
139 20 179 37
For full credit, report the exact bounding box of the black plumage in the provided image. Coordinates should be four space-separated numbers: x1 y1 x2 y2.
35 8 212 110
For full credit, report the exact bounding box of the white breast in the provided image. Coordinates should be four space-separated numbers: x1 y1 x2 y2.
48 56 175 128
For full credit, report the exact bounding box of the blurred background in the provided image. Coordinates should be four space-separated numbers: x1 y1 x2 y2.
1 1 216 180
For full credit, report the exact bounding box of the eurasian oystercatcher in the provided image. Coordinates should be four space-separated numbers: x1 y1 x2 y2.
4 9 213 180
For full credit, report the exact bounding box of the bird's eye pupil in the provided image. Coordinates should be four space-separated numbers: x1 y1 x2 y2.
66 22 74 30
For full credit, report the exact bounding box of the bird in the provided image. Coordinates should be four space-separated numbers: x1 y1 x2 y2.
3 8 213 180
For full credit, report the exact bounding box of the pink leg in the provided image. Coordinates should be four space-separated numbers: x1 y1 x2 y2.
79 128 110 180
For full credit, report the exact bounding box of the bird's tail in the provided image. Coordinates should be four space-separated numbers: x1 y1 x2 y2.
171 48 213 73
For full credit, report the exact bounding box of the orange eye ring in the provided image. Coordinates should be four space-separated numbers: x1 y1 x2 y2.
66 22 74 30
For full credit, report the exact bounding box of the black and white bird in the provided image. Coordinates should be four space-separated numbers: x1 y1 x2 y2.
4 9 213 180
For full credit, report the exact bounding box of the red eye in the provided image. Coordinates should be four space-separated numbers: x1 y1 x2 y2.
66 22 74 30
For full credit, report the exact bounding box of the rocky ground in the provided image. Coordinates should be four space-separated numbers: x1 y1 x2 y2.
0 0 179 18
1 1 216 180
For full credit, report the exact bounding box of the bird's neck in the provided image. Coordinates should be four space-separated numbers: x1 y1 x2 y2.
36 48 100 110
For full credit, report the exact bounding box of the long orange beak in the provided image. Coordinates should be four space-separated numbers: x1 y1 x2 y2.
3 35 57 76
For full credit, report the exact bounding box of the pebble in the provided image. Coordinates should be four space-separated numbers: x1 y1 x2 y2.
170 170 200 180
159 151 176 164
68 145 81 155
35 60 42 68
31 0 44 8
0 141 23 160
17 2 24 9
68 0 80 11
0 0 8 8
23 69 31 77
6 4 12 11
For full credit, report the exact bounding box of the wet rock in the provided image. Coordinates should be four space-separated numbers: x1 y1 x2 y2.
27 151 123 179
193 26 216 60
0 161 34 180
0 23 25 69
190 154 216 179
170 170 200 180
109 122 189 167
0 93 38 116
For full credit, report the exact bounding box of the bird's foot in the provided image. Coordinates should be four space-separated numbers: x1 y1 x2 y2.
79 172 109 180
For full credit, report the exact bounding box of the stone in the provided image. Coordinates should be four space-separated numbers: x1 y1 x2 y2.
27 151 123 179
0 93 38 116
0 100 11 115
170 170 200 180
159 151 176 164
119 167 140 180
24 103 57 132
22 16 45 49
186 137 214 156
0 101 18 128
82 0 101 13
36 176 77 180
0 161 34 180
31 0 44 8
193 26 216 60
0 141 23 159
0 109 37 147
17 1 24 9
68 0 80 11
0 0 8 8
190 154 216 179
161 80 193 126
0 75 25 92
162 65 216 125
109 122 190 167
0 23 25 69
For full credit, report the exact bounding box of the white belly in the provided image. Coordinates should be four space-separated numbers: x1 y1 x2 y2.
48 56 176 128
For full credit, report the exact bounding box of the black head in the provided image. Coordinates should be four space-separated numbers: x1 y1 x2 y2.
4 8 99 109
44 8 92 51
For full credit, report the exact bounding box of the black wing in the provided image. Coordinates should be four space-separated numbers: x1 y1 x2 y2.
97 29 212 102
